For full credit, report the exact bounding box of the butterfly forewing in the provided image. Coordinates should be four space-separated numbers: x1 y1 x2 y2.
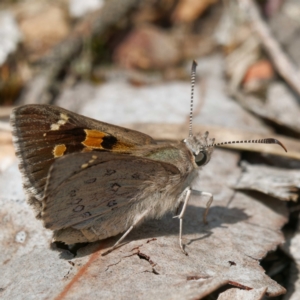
42 151 180 231
11 105 156 200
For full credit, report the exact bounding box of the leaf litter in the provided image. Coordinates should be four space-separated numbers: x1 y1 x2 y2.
2 0 300 298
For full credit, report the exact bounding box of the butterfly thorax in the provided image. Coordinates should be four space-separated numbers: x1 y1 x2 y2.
131 142 195 175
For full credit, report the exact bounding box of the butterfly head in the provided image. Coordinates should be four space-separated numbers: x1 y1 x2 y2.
184 131 214 167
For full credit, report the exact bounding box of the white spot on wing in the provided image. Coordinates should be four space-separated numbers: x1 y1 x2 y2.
58 120 66 125
50 113 69 130
60 113 69 120
51 124 60 130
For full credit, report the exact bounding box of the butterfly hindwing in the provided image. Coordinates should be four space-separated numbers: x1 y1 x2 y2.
10 105 156 200
42 151 180 231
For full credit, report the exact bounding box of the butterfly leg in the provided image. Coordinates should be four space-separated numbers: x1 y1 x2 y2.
174 187 192 255
102 209 149 255
202 192 213 224
191 190 213 224
174 189 213 255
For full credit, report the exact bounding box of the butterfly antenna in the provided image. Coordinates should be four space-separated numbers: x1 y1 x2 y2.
210 138 287 152
189 60 197 137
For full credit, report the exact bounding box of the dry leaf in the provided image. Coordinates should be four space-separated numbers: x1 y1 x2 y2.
234 162 300 201
234 82 300 134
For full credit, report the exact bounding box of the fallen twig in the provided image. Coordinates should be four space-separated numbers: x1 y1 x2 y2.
237 0 300 96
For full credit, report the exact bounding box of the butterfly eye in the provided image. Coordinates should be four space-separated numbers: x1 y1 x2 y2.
194 151 208 166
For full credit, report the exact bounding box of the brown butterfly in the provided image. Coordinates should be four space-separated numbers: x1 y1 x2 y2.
10 61 287 254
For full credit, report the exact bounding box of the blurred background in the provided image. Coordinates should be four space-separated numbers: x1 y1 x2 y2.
1 0 300 299
0 0 300 133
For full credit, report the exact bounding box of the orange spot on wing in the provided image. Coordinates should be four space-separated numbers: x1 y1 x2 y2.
82 129 135 151
82 129 106 149
53 144 67 157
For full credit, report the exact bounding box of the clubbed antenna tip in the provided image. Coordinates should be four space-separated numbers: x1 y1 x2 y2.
192 60 198 72
212 138 287 152
264 138 287 152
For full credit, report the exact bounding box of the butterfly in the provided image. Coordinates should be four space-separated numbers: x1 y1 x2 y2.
10 61 287 254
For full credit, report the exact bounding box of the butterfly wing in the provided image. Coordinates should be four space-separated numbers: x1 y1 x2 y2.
10 105 155 200
42 151 180 231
